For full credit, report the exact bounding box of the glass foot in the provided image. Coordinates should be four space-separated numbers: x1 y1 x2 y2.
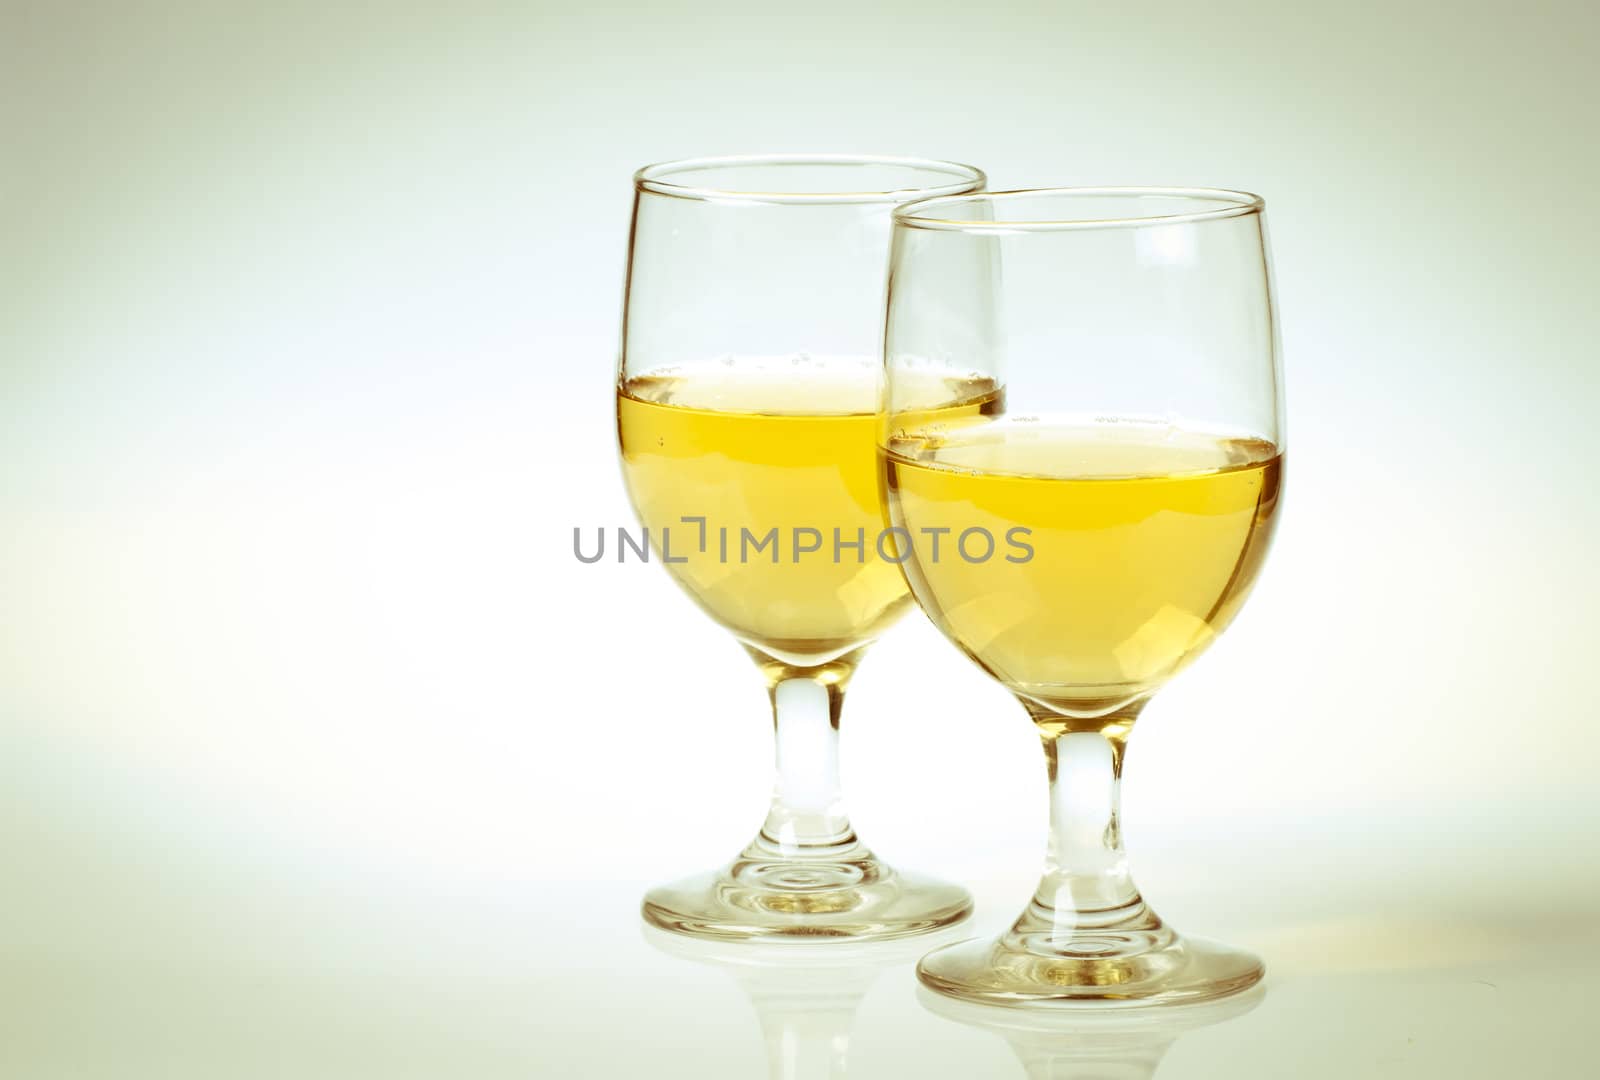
917 928 1263 1008
642 841 972 942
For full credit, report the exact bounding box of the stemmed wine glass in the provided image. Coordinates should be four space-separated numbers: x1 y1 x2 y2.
879 188 1284 1003
618 154 988 940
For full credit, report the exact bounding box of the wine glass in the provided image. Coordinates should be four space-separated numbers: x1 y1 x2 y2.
619 154 988 941
879 188 1284 1003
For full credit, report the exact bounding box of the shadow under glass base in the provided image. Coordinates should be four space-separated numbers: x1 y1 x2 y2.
642 840 973 943
917 927 1263 1008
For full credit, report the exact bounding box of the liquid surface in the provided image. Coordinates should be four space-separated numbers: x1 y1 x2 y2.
882 419 1282 716
618 359 1000 665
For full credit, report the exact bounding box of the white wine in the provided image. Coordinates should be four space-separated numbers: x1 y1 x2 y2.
883 419 1282 717
619 359 999 665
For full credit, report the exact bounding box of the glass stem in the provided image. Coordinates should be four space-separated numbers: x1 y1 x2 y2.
1011 1034 1171 1080
754 653 862 857
1026 717 1157 948
749 984 859 1080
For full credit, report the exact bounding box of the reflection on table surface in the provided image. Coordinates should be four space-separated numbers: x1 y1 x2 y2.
631 912 1588 1079
918 983 1264 1080
643 925 967 1080
1 878 1594 1077
644 922 1267 1080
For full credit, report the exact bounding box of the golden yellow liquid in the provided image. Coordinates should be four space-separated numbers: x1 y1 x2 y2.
882 421 1282 717
618 361 999 665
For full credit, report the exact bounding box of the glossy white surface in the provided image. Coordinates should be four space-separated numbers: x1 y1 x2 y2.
2 768 1592 1077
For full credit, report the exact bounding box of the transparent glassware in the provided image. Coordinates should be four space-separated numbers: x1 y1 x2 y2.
879 189 1285 1003
618 155 986 941
644 925 967 1078
918 983 1264 1077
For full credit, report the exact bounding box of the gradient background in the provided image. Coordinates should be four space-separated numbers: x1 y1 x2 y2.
4 1 1597 1075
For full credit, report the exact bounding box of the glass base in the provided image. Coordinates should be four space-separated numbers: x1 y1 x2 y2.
917 928 1263 1008
642 843 972 942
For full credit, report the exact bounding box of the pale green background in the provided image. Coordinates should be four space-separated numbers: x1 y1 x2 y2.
3 1 1597 1075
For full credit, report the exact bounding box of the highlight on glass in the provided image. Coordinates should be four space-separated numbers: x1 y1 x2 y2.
879 188 1284 1004
617 154 988 940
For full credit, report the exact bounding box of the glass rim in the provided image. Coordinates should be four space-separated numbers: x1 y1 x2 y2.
633 154 987 206
893 186 1266 233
